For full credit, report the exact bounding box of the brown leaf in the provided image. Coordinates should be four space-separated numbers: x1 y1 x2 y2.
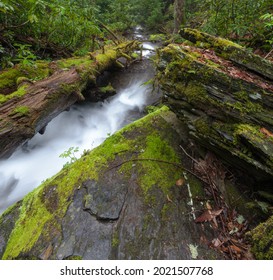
230 245 242 254
260 127 273 138
195 209 223 223
176 178 185 186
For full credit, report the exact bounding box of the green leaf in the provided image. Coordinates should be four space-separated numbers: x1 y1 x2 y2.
28 14 38 23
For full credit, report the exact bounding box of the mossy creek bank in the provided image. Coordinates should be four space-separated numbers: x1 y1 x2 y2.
0 29 272 260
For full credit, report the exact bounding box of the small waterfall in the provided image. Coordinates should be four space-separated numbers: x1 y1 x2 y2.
0 40 158 214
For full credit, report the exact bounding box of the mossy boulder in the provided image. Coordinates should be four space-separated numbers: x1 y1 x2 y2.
0 107 224 260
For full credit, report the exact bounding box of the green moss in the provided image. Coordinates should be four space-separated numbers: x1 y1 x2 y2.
112 231 119 248
215 38 243 50
16 77 31 87
234 124 266 143
234 91 249 101
187 175 204 198
2 186 54 259
149 34 167 42
99 84 115 94
64 255 83 260
138 134 181 201
23 62 50 81
161 203 176 222
1 130 131 259
0 62 50 93
131 52 139 59
181 82 208 104
96 50 117 67
57 56 92 69
194 118 213 136
181 28 243 50
0 85 28 104
0 68 21 91
248 215 273 259
226 99 262 114
10 106 30 117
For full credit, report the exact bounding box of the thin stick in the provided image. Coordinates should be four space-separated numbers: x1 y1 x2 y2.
179 145 199 165
265 48 273 59
105 157 208 184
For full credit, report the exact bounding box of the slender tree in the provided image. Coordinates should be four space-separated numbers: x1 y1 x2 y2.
173 0 185 33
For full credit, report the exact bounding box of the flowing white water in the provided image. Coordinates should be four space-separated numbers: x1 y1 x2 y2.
0 43 156 214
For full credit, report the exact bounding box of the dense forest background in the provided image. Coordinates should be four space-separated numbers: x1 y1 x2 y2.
0 0 273 68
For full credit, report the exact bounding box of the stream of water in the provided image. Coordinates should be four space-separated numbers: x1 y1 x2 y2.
0 35 158 214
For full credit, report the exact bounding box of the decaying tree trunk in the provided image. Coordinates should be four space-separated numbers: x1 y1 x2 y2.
0 41 140 158
173 0 186 34
156 28 273 183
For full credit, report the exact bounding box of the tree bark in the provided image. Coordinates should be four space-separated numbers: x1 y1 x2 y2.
173 0 186 34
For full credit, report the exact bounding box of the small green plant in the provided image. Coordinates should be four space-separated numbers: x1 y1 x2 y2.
260 13 273 45
13 44 37 66
59 146 79 167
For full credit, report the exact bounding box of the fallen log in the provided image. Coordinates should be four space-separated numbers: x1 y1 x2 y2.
0 41 140 158
156 29 273 183
179 28 273 81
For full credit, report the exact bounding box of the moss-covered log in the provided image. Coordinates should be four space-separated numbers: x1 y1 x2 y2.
180 28 273 81
156 31 273 183
0 41 140 158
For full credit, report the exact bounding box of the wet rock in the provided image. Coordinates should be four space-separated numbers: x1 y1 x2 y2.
0 107 223 260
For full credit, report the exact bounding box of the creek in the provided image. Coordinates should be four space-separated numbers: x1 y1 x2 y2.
0 31 159 214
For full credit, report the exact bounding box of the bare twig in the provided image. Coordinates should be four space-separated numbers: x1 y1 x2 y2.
179 145 199 165
265 48 273 59
105 157 208 184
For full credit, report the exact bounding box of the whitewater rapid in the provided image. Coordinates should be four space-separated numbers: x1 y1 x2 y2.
0 41 157 213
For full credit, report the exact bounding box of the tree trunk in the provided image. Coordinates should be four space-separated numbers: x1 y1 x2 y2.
173 0 185 34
